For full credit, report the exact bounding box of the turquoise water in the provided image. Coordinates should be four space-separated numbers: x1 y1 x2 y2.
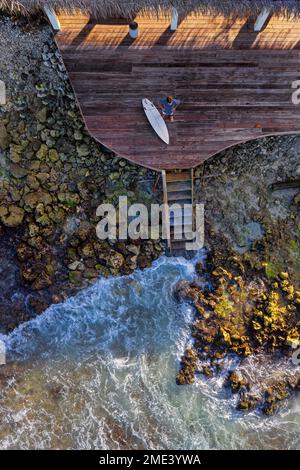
0 255 299 449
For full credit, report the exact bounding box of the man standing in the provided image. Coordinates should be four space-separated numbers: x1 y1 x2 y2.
159 96 180 122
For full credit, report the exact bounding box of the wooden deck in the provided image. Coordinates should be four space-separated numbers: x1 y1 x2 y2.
55 13 300 170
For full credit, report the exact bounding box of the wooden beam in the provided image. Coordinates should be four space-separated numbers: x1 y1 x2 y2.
170 8 179 31
254 8 271 32
43 6 61 32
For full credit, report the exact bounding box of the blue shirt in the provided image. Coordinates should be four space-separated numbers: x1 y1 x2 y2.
159 98 180 115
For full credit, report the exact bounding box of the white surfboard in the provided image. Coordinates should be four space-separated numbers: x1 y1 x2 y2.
142 99 169 145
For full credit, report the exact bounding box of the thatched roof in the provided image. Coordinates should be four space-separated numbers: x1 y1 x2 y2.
2 1 300 19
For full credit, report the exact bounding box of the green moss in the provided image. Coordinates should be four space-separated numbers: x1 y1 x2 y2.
214 294 234 318
69 271 82 285
67 247 77 261
289 239 300 262
289 239 299 252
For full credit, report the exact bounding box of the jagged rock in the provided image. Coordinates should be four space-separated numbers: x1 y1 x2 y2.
24 190 52 208
9 163 28 179
57 192 80 207
73 130 83 141
26 175 40 191
263 402 278 416
127 244 140 256
176 348 198 385
137 255 151 269
9 187 22 202
83 268 98 279
195 261 205 275
77 143 90 157
294 192 300 206
31 271 52 290
237 393 260 412
69 270 82 284
36 213 51 227
107 250 124 269
0 206 8 218
10 144 22 163
27 236 44 251
28 296 50 314
21 261 39 283
174 280 195 302
67 247 78 261
16 243 33 262
0 122 9 150
227 370 248 393
28 223 40 237
36 172 50 184
28 160 40 171
76 221 92 241
37 144 48 160
81 243 94 258
36 107 47 123
48 149 59 162
68 260 84 271
48 208 65 223
202 365 213 378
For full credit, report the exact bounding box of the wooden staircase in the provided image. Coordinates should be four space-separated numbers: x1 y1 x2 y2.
162 169 194 254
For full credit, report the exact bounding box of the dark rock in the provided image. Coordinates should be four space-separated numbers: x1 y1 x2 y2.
28 296 50 314
227 370 248 393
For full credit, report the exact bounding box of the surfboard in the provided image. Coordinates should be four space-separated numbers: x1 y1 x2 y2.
142 99 169 145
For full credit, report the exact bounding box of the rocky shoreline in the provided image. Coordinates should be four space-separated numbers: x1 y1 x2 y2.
176 135 300 415
0 13 300 416
0 15 163 333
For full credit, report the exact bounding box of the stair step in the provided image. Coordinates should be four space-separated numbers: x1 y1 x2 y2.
167 181 192 192
166 171 191 183
162 169 195 254
168 191 192 202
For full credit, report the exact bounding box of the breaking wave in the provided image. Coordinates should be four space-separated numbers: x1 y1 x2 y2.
0 254 299 449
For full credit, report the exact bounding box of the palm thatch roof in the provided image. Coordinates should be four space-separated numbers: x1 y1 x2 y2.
2 1 300 19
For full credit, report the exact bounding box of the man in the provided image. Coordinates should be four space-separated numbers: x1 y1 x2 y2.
159 96 180 122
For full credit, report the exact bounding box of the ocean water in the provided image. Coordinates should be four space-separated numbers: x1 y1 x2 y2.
0 254 299 450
